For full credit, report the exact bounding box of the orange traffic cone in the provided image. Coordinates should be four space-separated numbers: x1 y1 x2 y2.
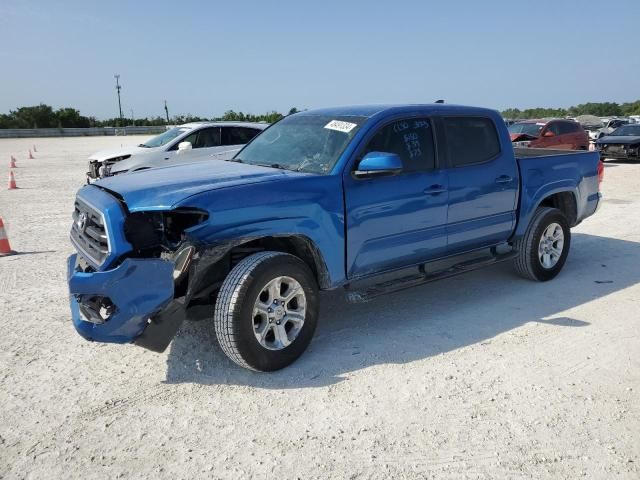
10 157 17 168
33 145 37 152
28 149 34 159
0 217 15 256
8 171 17 189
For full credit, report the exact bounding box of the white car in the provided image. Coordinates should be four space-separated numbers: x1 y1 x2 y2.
595 118 630 140
87 122 268 182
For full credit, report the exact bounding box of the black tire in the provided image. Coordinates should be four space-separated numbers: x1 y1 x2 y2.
213 251 319 371
513 207 571 281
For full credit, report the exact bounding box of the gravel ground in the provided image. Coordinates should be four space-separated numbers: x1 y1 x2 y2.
0 136 638 479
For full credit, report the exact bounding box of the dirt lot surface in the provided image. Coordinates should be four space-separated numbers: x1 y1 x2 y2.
0 136 638 479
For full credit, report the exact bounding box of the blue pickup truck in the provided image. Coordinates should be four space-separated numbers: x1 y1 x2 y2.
67 104 603 371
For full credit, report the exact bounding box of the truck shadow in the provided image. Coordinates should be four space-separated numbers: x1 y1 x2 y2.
164 233 639 388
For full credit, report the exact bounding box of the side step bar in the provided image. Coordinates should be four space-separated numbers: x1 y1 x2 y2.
345 251 518 304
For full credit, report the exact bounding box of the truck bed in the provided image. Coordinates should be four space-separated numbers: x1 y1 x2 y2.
513 147 593 159
513 147 601 236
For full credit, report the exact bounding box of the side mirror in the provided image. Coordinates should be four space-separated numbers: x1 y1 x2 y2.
543 131 555 138
354 152 403 178
177 141 192 152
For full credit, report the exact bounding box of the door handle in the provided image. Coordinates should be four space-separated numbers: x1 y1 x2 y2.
495 175 513 184
423 185 448 195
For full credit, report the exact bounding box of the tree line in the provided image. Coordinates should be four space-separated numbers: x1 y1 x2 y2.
2 101 639 129
0 104 300 129
502 101 640 120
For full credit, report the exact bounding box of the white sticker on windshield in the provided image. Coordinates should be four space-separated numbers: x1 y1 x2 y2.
324 120 357 133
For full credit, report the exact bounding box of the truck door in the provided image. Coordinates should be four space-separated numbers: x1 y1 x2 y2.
440 116 518 254
343 116 448 279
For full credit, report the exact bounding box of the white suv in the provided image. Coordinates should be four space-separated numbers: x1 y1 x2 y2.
87 122 268 182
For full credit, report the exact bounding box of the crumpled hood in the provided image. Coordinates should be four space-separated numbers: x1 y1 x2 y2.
597 135 640 145
95 160 302 211
510 133 538 142
88 145 158 162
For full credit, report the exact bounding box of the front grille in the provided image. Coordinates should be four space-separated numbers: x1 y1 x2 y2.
606 145 624 153
71 198 109 267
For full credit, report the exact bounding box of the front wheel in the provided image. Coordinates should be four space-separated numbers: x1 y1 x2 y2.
213 251 319 371
513 207 571 281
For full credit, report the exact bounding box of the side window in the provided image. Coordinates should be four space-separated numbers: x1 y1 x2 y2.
175 131 198 149
558 122 572 135
361 118 435 172
192 127 221 148
222 127 262 146
547 122 563 135
442 117 501 167
170 128 220 150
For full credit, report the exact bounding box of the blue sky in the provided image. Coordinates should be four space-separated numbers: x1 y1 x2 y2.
1 0 639 119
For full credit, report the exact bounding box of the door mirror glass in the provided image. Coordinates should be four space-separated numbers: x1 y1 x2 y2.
354 152 403 178
177 141 192 152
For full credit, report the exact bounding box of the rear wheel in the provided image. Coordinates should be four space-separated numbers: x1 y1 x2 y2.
213 251 319 371
513 207 571 281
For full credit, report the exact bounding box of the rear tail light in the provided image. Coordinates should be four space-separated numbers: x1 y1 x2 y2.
597 160 604 189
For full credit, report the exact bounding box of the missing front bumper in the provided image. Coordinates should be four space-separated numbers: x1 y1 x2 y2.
67 254 181 350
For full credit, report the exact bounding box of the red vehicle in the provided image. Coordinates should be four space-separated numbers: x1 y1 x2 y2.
508 119 589 150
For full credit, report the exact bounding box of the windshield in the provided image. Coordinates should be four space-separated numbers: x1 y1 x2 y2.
508 122 544 137
609 125 640 136
139 127 190 148
234 114 366 174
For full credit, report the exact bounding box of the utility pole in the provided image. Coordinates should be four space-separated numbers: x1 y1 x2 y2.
164 99 170 124
114 74 123 126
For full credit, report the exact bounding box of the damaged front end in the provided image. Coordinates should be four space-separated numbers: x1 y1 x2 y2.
87 155 131 183
67 186 216 352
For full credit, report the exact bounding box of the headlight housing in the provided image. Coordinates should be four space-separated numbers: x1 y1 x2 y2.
123 208 209 256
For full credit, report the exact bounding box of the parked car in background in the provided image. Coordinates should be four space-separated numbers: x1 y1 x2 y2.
575 115 605 142
596 123 640 161
508 119 589 150
594 118 630 140
67 104 602 371
86 122 268 182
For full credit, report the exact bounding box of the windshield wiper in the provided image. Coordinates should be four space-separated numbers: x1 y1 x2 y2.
254 163 289 170
226 158 243 163
138 143 150 148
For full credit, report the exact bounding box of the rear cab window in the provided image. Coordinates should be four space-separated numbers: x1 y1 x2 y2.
441 116 501 167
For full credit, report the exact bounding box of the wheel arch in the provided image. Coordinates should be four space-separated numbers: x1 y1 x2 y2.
537 191 578 226
229 235 331 289
185 234 332 307
515 185 579 239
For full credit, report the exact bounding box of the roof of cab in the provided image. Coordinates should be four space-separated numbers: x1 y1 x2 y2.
297 104 500 119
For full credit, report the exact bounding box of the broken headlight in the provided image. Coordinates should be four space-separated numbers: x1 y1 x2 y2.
124 208 209 257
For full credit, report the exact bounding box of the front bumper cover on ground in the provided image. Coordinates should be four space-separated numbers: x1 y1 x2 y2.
67 254 184 351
